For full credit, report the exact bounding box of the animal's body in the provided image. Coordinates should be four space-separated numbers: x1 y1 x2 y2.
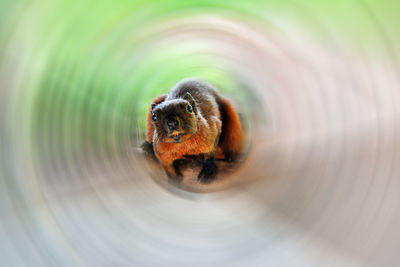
142 78 243 184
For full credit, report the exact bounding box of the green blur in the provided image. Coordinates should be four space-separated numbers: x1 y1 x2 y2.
0 0 398 161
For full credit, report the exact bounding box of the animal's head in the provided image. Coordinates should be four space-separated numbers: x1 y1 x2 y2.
151 92 198 143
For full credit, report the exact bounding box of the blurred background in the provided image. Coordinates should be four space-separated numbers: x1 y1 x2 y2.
1 0 400 266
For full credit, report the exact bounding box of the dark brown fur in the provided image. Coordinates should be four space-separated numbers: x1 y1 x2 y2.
142 78 243 184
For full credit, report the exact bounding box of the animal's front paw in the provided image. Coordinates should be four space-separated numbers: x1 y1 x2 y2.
198 158 217 184
141 141 155 157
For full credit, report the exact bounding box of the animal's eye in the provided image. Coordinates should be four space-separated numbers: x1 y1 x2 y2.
152 114 157 121
187 105 193 113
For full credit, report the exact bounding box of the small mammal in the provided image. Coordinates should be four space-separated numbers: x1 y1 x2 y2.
141 78 243 184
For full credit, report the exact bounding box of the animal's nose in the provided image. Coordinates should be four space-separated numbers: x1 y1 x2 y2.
167 120 178 131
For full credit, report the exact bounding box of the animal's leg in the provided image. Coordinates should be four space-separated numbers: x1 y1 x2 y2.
198 154 218 184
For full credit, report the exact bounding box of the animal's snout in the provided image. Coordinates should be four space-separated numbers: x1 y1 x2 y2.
167 119 178 131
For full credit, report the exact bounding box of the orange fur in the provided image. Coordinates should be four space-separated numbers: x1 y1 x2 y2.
216 96 244 160
153 115 221 176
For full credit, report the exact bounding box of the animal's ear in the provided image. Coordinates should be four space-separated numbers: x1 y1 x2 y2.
150 95 167 110
183 92 195 106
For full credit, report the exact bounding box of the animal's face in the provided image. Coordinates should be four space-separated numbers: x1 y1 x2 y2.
151 99 197 143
